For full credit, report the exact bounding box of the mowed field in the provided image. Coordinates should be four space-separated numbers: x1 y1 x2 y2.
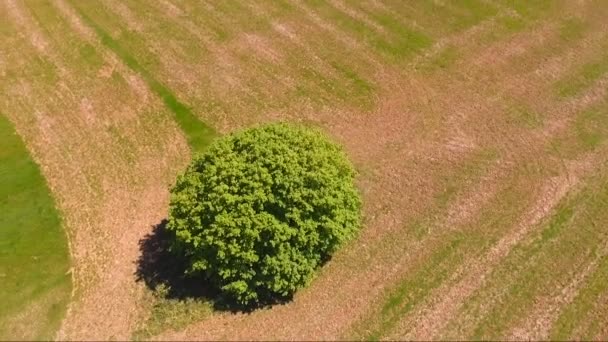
1 0 608 340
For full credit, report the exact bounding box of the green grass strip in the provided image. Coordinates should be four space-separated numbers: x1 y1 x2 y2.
68 0 216 153
550 101 608 158
306 0 431 61
364 234 466 340
555 52 608 98
0 114 71 340
498 0 553 19
550 252 608 340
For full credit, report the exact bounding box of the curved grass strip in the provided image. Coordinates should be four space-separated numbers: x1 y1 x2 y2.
0 114 71 340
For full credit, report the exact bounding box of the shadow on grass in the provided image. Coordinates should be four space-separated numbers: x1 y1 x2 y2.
134 220 292 313
135 220 214 299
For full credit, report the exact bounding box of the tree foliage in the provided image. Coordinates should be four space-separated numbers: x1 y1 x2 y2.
167 123 361 306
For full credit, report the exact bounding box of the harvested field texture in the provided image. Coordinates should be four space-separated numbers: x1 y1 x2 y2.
0 0 607 340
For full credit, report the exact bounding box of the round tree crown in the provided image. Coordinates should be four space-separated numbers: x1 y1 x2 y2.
167 122 361 306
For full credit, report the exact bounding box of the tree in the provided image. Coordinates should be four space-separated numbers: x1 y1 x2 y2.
167 122 361 306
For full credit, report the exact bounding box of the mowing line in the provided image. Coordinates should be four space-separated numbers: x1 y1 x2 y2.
2 0 67 77
467 158 608 339
344 149 506 340
349 23 608 338
550 241 608 339
400 166 580 340
65 0 216 153
511 237 608 339
555 48 608 98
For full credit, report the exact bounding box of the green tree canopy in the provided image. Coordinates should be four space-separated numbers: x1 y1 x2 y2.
167 123 361 306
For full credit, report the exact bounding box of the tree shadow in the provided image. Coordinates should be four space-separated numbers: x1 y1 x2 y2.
134 220 217 300
134 220 292 312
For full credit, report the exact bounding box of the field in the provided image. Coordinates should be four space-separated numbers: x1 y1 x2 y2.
1 0 608 340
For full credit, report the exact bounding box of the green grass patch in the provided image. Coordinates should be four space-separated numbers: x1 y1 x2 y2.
0 114 71 340
214 1 271 33
121 0 209 63
27 57 59 86
416 46 461 73
550 103 608 158
306 0 431 61
555 51 608 98
285 56 376 110
166 0 232 42
559 17 587 41
362 233 467 340
364 11 432 59
508 105 544 129
291 64 338 106
408 148 498 240
330 62 374 96
68 0 216 153
132 284 212 340
550 252 608 340
500 16 527 32
499 0 554 19
450 0 498 31
575 109 608 150
507 16 592 77
78 43 105 70
330 61 376 109
0 15 58 85
477 15 528 45
477 1 553 44
25 1 105 76
382 0 491 35
434 148 498 209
